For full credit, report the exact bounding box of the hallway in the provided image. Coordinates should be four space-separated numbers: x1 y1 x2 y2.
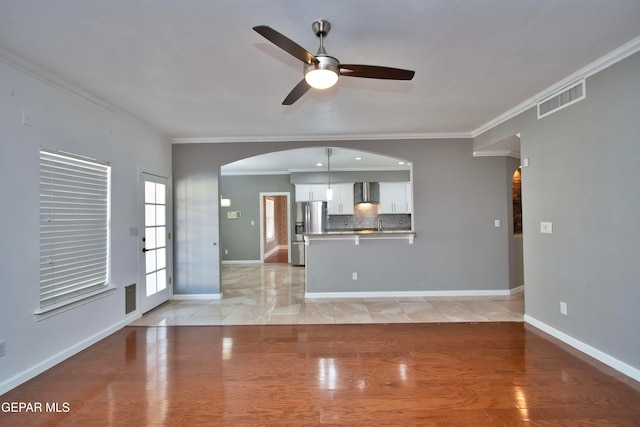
263 247 288 263
132 263 524 326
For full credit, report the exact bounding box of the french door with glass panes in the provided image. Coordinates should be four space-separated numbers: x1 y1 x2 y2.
140 173 172 313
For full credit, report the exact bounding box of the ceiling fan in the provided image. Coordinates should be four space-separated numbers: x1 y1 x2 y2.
253 20 415 105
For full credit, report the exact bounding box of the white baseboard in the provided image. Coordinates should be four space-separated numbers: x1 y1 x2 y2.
305 289 512 299
222 260 262 265
0 319 129 395
525 315 640 383
172 293 222 300
509 284 524 295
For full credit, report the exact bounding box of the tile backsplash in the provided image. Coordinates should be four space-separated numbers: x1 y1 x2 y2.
327 203 411 231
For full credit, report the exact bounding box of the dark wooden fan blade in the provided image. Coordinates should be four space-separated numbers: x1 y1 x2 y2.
282 79 311 105
253 25 318 64
340 64 415 80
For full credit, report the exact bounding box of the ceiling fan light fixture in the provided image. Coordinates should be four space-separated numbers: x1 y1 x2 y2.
253 21 415 104
304 56 339 89
305 69 338 89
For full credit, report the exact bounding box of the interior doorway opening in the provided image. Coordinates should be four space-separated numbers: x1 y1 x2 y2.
260 193 291 264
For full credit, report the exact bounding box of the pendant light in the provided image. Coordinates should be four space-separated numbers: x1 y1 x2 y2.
326 148 333 201
304 21 339 90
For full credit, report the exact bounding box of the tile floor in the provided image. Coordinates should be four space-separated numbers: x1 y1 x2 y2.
131 263 524 326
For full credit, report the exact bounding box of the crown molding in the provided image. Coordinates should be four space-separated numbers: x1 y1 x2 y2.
473 150 511 157
471 35 640 138
0 45 168 140
473 150 516 158
173 36 640 145
172 132 472 144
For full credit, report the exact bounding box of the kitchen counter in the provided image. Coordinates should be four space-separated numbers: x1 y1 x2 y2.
304 230 418 297
305 230 415 244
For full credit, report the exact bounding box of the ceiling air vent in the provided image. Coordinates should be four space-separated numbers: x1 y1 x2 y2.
537 79 586 119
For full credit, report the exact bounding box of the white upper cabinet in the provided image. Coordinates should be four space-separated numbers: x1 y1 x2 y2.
295 184 329 202
379 182 412 214
327 183 355 215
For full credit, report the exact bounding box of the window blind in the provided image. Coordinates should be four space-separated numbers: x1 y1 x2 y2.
39 148 110 307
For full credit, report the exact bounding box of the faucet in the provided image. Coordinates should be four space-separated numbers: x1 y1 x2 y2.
377 218 383 232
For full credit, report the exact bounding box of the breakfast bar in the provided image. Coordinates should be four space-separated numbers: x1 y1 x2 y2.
304 230 418 298
305 230 416 245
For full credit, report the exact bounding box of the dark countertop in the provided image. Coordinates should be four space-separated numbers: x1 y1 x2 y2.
305 230 415 238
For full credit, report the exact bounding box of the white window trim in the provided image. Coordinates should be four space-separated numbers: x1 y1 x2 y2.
34 285 116 321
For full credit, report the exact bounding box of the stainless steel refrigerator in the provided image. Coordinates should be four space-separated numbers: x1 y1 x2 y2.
291 201 326 266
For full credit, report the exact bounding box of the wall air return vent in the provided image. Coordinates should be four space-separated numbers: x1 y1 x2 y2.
537 78 586 119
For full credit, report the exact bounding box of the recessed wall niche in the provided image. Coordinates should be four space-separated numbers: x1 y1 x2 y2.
512 168 522 235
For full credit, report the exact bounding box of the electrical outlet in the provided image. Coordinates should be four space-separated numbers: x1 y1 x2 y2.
560 302 568 316
0 340 6 357
224 249 228 255
352 272 358 281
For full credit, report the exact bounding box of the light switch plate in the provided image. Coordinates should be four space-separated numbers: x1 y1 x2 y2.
494 219 501 228
22 110 32 126
540 221 553 234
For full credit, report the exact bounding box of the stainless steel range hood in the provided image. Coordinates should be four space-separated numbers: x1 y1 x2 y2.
354 182 379 204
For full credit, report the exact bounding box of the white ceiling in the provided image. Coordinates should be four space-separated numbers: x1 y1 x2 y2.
1 0 640 144
221 147 411 174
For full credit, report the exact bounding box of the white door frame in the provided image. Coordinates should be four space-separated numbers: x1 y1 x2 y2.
259 192 291 263
139 171 173 314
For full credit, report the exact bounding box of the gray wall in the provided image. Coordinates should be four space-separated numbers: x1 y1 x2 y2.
173 145 222 295
507 157 524 289
0 60 172 393
306 238 416 293
173 139 515 295
305 140 513 293
219 174 294 261
475 52 640 372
